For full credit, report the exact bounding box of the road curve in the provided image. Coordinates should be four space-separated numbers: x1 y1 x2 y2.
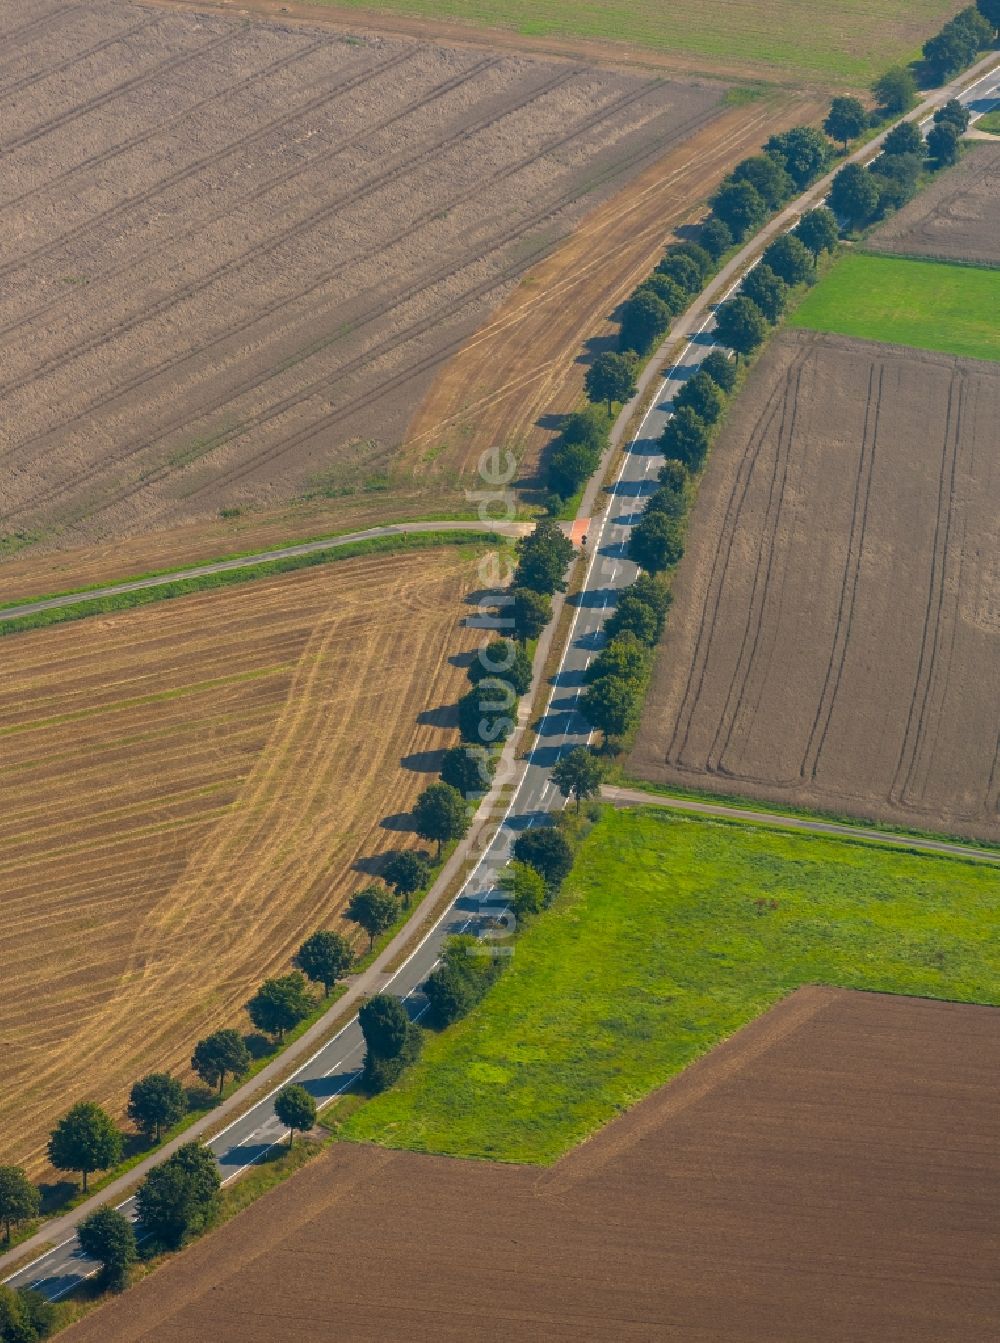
4 52 999 1302
602 787 1000 865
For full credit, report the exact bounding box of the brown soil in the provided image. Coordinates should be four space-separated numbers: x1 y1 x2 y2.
629 329 1000 843
403 90 828 483
63 987 1000 1341
0 0 722 556
0 546 483 1171
867 141 1000 267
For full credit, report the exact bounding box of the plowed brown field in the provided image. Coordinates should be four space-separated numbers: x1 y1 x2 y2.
630 329 1000 842
0 0 722 555
867 140 1000 267
62 988 1000 1342
0 547 481 1171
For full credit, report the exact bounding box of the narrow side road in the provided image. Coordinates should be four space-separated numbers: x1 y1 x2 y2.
602 787 1000 866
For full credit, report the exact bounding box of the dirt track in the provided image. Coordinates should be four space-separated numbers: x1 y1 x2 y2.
0 547 481 1171
867 140 1000 266
630 329 1000 842
62 988 1000 1341
0 0 721 553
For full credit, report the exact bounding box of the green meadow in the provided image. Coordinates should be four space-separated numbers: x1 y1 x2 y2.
343 807 999 1163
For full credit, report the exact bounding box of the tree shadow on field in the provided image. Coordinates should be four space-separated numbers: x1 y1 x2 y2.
577 329 620 368
380 812 414 834
416 704 458 728
401 748 446 774
38 1179 77 1215
448 649 478 669
244 1032 276 1062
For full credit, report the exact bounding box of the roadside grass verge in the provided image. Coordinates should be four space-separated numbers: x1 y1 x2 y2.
342 806 1000 1163
789 251 1000 362
0 531 499 638
976 108 1000 133
610 775 1000 855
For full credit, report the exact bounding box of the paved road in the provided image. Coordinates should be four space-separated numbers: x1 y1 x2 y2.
0 520 530 621
603 787 1000 865
6 54 999 1302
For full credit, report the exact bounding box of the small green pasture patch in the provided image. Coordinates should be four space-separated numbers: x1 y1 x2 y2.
343 807 1000 1163
790 252 1000 362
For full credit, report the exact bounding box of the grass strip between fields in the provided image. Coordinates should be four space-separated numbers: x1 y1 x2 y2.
0 531 500 638
789 251 1000 361
342 805 1000 1163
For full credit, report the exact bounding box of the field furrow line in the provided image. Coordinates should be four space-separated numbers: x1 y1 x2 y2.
0 26 240 157
0 14 158 99
0 2 82 53
667 354 805 766
892 373 967 806
3 72 669 522
0 35 403 282
0 51 503 354
800 360 883 782
709 358 804 777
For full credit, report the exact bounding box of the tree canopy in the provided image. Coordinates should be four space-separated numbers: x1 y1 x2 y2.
136 1143 219 1250
359 994 410 1059
627 510 684 574
764 125 829 188
47 1102 122 1193
699 349 737 394
382 849 434 903
294 930 353 995
440 744 493 799
714 295 769 360
674 369 725 424
709 179 767 240
828 163 881 226
347 884 399 950
468 638 533 695
584 351 638 411
0 1167 39 1245
127 1073 186 1143
873 66 918 115
661 404 711 470
78 1206 137 1291
741 264 788 323
824 95 866 148
794 207 839 262
882 119 923 158
246 972 313 1042
512 825 574 890
512 587 551 642
500 861 547 921
620 289 673 355
190 1029 251 1095
413 781 469 856
274 1085 317 1146
551 747 606 810
762 234 813 287
699 216 732 260
513 518 575 595
731 154 793 209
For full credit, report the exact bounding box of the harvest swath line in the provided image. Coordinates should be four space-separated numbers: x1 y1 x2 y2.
1 68 685 461
0 1 82 51
0 13 157 97
0 37 407 286
0 29 343 214
891 371 965 808
4 76 684 525
802 360 882 782
2 26 240 156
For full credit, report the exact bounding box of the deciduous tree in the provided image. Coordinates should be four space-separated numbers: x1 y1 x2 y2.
77 1206 136 1291
827 163 881 228
294 930 353 996
584 633 649 686
581 674 642 746
127 1073 186 1143
274 1084 317 1147
699 216 733 260
731 154 793 209
512 826 574 890
512 587 551 642
136 1143 219 1250
709 179 767 241
627 511 684 574
674 369 725 424
246 972 313 1042
500 861 547 921
927 121 961 166
762 234 814 287
620 289 672 354
440 744 494 799
824 95 866 149
551 746 606 811
0 1167 38 1245
468 638 533 695
584 351 638 412
383 849 434 904
699 349 737 393
190 1029 251 1095
794 206 839 263
347 884 399 950
47 1102 122 1193
873 66 918 116
661 404 711 469
763 125 829 187
714 295 769 361
934 98 971 133
513 518 575 595
413 782 469 858
882 119 923 157
458 682 516 747
741 264 788 323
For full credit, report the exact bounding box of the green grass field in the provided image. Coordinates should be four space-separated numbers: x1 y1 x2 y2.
314 0 959 82
976 109 1000 134
343 808 999 1163
790 252 1000 361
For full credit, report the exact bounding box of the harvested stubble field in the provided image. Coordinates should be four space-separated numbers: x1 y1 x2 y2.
63 988 1000 1342
0 0 724 556
630 328 1000 842
0 545 483 1172
866 141 1000 268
